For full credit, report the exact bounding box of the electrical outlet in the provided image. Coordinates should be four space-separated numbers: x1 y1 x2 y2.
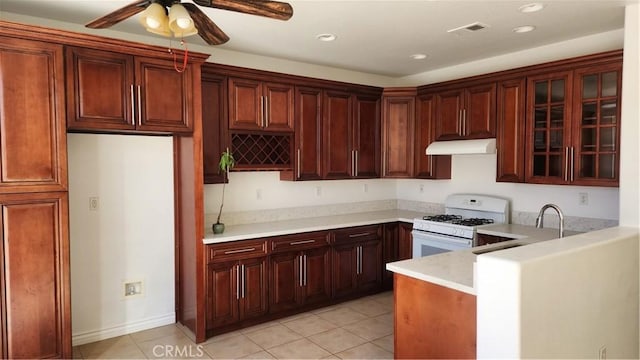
316 186 322 197
256 189 262 200
579 192 589 205
123 280 143 298
599 345 607 360
419 184 425 193
89 196 99 211
363 184 368 193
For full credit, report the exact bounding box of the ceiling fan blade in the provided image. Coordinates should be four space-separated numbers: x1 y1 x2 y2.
183 3 230 45
193 0 293 20
86 0 151 29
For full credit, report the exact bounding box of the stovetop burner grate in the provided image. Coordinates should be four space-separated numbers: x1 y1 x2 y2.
422 214 463 222
450 218 495 226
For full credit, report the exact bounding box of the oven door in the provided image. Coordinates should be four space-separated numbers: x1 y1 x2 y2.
412 230 472 259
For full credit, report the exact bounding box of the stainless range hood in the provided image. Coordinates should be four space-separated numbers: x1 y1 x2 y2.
425 138 496 155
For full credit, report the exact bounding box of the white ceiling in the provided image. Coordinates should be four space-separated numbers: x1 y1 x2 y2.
0 0 635 77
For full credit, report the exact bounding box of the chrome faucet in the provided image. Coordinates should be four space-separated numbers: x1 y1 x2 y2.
535 204 565 238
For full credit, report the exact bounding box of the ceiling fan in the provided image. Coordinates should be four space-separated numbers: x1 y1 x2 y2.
86 0 294 45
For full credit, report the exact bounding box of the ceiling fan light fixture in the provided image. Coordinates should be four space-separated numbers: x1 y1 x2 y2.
139 3 168 30
169 3 198 37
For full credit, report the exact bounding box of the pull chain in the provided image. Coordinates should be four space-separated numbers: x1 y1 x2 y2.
168 39 189 73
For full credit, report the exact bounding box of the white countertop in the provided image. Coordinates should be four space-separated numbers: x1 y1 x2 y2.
203 209 424 244
386 223 582 295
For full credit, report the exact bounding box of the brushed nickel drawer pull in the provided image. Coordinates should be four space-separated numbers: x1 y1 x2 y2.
137 85 142 126
349 232 371 238
236 265 240 300
224 248 256 255
241 264 245 298
290 240 315 245
130 85 135 125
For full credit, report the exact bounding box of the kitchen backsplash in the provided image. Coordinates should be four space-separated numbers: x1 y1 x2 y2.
205 199 617 233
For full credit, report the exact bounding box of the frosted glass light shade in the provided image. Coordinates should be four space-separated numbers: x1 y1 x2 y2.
139 3 170 37
168 3 198 37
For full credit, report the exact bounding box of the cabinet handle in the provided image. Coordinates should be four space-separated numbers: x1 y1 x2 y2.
290 239 315 245
462 109 467 136
351 150 355 176
299 255 303 287
564 147 569 182
137 85 142 126
265 96 269 128
297 148 301 179
349 232 371 238
241 264 245 299
236 265 240 300
130 85 136 126
224 247 255 255
260 96 265 127
355 150 359 177
303 254 307 286
570 146 575 182
457 110 462 136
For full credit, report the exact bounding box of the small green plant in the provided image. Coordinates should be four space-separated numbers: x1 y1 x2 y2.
216 148 235 225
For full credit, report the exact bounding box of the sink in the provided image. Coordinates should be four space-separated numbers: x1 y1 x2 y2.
472 243 525 255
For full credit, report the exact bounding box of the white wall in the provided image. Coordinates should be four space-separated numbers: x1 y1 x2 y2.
619 4 640 227
68 134 175 345
477 227 639 359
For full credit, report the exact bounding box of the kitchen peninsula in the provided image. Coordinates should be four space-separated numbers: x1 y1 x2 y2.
387 225 639 359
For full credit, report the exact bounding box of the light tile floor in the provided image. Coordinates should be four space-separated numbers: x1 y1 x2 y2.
74 291 394 359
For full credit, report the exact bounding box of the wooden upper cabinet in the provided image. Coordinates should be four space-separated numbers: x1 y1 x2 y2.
202 70 228 184
322 90 353 179
228 77 294 132
496 78 526 183
66 46 194 134
0 192 71 359
292 86 323 180
415 93 451 179
135 56 193 133
0 37 67 193
353 94 380 178
434 83 496 140
382 93 415 178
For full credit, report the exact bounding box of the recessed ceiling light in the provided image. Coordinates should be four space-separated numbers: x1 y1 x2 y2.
316 33 337 42
411 54 428 60
513 25 536 33
519 3 545 13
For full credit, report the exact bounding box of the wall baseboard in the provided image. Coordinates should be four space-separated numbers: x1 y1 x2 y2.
72 313 175 346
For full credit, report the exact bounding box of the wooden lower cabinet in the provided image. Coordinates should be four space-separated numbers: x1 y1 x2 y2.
331 225 382 298
206 241 268 330
394 273 476 359
0 192 71 359
269 245 331 313
383 222 413 289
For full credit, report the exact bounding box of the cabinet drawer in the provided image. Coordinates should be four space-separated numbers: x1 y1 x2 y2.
208 239 267 263
270 231 329 253
332 225 381 245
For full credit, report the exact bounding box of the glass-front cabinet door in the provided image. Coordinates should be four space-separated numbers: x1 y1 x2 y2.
525 71 573 184
572 63 621 186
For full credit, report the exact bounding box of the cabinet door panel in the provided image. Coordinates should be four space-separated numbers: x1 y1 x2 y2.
269 252 300 313
136 57 193 132
465 83 496 138
295 87 323 180
398 223 413 260
358 240 382 292
0 38 67 193
353 95 380 178
323 91 353 179
202 72 228 184
229 78 262 130
382 96 414 178
65 47 135 130
264 82 294 131
207 261 239 328
302 247 331 306
240 257 268 320
434 90 464 140
415 94 451 179
382 223 399 289
331 243 357 298
496 78 526 182
1 193 70 359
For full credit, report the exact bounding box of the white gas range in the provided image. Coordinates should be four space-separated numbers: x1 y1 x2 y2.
412 194 510 259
